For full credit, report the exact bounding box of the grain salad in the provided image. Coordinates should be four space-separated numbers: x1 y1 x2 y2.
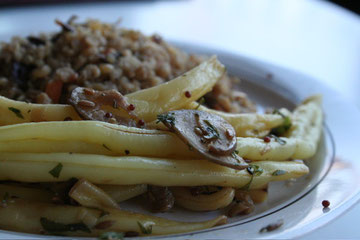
0 17 255 113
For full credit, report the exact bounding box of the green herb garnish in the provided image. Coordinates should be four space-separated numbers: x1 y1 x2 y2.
112 99 118 109
156 113 175 126
270 109 291 136
102 144 111 151
231 150 239 158
272 170 287 176
2 192 9 206
40 217 91 234
270 134 286 145
8 107 24 119
203 119 220 140
49 163 63 178
99 232 124 240
137 221 153 234
187 144 194 151
99 210 110 218
195 97 205 110
241 164 263 190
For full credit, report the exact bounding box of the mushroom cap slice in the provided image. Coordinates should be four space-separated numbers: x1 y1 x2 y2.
147 185 175 213
157 110 248 170
69 87 141 127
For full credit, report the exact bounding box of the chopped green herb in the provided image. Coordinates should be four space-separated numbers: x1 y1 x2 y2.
40 217 91 234
272 170 287 176
137 221 153 234
203 119 220 140
232 150 239 157
99 232 124 240
187 144 194 151
99 210 110 218
247 164 263 176
195 97 205 110
270 134 286 145
49 163 63 178
271 110 291 136
8 107 24 119
241 164 263 190
272 109 285 118
2 192 9 206
156 113 175 126
102 144 111 151
112 99 118 109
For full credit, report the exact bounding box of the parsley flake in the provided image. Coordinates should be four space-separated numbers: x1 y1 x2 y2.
203 119 220 140
8 107 24 119
49 163 63 178
270 109 291 136
102 144 112 151
195 97 205 110
2 192 9 207
272 170 287 176
156 113 175 126
270 134 286 145
137 221 153 234
241 164 263 190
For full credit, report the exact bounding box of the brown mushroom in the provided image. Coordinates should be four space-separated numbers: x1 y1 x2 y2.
227 190 255 217
147 185 174 213
69 87 142 127
157 110 248 170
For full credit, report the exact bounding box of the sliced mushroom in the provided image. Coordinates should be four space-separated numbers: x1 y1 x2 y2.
147 185 174 213
157 110 248 170
69 87 142 127
227 190 255 217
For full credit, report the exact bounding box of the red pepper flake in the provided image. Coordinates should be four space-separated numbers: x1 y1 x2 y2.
104 112 113 118
322 200 330 208
263 136 271 143
184 91 191 98
138 119 145 126
127 104 135 111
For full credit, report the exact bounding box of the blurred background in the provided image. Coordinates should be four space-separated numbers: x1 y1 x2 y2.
0 0 359 109
0 0 359 14
0 0 359 238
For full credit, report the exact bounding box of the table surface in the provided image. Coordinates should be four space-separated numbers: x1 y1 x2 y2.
1 0 360 239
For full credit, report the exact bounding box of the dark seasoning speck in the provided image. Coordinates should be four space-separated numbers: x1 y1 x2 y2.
259 219 284 233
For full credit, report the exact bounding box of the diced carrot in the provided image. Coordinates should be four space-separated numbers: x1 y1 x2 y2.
45 79 63 103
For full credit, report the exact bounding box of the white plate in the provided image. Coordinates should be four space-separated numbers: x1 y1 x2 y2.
1 42 360 240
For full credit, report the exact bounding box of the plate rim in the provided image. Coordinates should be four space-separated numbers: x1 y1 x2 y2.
1 41 360 240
